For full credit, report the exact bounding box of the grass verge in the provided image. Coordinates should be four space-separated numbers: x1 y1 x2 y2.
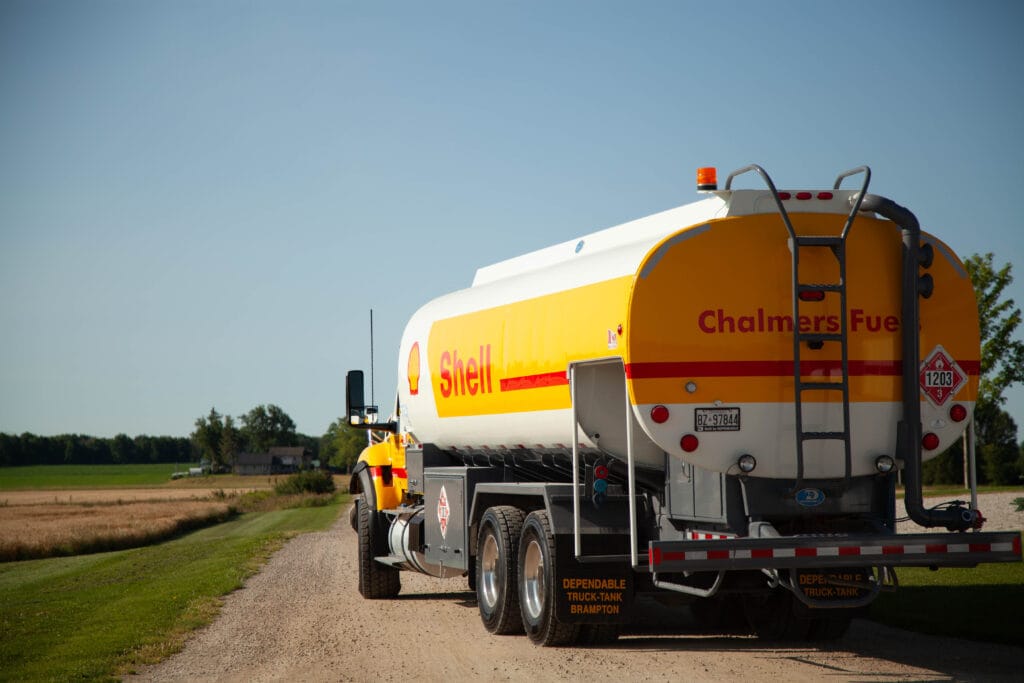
869 541 1024 648
0 499 344 682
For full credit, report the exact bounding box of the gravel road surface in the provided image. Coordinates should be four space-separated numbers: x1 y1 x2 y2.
131 493 1023 682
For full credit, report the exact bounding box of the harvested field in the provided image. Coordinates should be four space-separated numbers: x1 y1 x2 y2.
0 488 254 506
0 499 234 561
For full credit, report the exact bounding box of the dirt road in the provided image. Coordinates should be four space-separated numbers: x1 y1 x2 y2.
133 497 1023 683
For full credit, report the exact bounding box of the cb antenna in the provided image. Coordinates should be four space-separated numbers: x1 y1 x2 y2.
369 309 376 411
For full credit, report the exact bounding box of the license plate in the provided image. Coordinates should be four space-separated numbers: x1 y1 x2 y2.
694 407 740 432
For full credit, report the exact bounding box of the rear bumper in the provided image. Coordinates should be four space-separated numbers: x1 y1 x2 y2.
648 531 1021 572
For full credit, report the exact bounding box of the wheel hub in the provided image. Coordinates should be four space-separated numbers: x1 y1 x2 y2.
522 538 545 620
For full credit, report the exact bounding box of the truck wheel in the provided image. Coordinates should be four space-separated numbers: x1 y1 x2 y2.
477 506 525 634
518 510 578 646
357 496 400 599
692 595 748 632
348 494 361 532
743 589 810 641
806 614 852 641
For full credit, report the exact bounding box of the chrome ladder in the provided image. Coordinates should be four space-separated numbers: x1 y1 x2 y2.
724 165 871 489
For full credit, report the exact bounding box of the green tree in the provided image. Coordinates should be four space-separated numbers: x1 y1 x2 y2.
191 407 225 466
320 418 367 472
219 415 240 469
965 254 1024 485
110 433 136 464
239 404 297 453
966 254 1024 410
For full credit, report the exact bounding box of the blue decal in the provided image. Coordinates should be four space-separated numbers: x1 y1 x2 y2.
796 488 825 507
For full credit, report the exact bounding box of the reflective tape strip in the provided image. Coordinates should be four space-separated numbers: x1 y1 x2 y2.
651 537 1019 568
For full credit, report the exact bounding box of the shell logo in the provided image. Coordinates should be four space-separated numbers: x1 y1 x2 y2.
408 342 421 395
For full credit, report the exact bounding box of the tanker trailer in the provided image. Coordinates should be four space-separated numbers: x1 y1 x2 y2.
344 164 1021 645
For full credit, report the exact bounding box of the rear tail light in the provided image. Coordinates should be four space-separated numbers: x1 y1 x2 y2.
650 405 670 423
680 434 699 452
799 289 825 302
949 404 968 422
922 432 941 451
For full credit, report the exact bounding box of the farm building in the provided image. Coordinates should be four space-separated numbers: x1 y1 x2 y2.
234 447 312 476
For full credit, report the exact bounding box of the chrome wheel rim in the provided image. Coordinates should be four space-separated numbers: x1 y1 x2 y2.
522 537 545 620
480 532 500 609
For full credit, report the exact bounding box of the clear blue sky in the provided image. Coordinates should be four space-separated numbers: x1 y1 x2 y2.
2 1 1023 439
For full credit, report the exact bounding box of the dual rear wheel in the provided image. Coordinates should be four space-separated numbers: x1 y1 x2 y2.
477 507 614 646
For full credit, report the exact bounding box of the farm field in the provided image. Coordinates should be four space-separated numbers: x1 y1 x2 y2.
0 499 235 561
0 503 343 681
0 465 350 560
0 463 185 489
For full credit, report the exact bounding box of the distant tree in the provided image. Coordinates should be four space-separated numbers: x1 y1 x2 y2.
110 433 135 464
974 405 1021 485
219 415 240 468
320 418 367 472
966 254 1024 485
192 408 225 466
239 404 296 453
966 254 1024 411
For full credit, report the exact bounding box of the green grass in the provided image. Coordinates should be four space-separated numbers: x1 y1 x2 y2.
0 464 183 489
896 484 1024 499
0 501 343 682
869 541 1024 647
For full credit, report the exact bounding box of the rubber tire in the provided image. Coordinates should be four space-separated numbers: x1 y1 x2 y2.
467 555 477 593
348 494 361 532
477 506 526 634
357 496 401 599
806 614 853 641
518 510 579 646
743 589 811 641
692 595 748 633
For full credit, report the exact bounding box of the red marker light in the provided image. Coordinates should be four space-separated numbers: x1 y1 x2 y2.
777 192 792 200
796 191 812 200
681 434 699 452
817 191 834 200
949 404 968 422
799 289 826 302
650 405 670 424
922 432 941 451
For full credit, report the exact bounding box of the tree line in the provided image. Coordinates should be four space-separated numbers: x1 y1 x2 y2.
0 404 321 469
0 432 194 467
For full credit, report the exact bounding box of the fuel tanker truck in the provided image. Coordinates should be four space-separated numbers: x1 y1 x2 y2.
344 164 1021 645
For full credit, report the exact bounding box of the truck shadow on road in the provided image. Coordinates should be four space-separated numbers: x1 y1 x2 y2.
405 589 1022 682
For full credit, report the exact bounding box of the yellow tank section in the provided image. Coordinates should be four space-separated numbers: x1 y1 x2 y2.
426 276 632 418
626 212 979 406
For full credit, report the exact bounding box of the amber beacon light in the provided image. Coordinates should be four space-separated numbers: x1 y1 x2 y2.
696 166 718 191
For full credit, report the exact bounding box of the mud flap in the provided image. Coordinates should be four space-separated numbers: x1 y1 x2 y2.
554 536 633 623
790 567 879 609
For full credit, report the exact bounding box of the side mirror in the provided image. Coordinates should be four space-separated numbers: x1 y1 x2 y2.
346 370 365 424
